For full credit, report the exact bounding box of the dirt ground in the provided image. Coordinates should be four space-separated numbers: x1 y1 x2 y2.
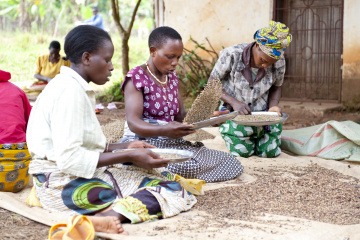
1 106 359 240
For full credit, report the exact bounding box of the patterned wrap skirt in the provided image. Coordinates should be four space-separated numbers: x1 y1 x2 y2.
121 119 244 183
32 165 197 224
219 120 282 158
0 143 30 192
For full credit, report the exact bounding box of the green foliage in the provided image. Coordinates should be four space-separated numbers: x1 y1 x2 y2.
0 0 153 103
0 32 148 92
96 81 124 103
177 37 220 98
0 32 53 82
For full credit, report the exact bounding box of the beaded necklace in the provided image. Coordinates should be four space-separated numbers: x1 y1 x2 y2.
145 62 172 105
145 62 168 85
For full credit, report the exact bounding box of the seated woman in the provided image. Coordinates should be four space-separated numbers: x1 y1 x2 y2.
0 69 32 192
209 21 292 158
26 25 196 234
120 26 243 183
25 40 70 93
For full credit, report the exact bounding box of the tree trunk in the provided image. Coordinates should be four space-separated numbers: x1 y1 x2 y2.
53 2 67 37
121 35 130 76
110 0 142 77
18 0 31 31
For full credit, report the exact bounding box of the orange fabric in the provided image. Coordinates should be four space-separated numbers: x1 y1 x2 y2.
48 215 95 240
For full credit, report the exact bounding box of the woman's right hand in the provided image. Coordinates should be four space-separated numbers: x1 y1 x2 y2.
129 148 169 169
231 101 251 115
162 121 195 138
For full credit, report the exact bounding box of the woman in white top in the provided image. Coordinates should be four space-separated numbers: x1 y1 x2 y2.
26 25 196 234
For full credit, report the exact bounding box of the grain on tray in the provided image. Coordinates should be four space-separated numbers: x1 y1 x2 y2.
183 79 222 124
158 153 183 159
233 114 282 122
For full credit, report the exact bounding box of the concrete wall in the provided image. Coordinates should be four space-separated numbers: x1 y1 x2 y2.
342 0 360 103
161 0 360 103
163 0 272 52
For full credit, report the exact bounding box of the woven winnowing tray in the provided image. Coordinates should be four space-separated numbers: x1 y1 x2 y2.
183 79 222 124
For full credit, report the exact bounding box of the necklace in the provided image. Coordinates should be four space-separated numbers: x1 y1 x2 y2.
145 62 168 85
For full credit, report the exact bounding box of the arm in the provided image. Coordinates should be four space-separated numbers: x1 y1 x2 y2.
208 76 251 115
50 86 168 178
268 85 282 115
34 56 52 82
123 79 195 139
97 148 169 169
267 58 285 115
174 92 187 122
208 46 251 115
34 73 52 82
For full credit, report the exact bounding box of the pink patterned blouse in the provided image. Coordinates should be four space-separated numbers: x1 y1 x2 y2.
122 66 180 122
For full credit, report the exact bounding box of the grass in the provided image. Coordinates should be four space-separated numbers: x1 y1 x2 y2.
0 31 148 92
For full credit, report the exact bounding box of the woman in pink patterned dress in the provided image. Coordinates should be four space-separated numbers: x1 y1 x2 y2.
121 26 243 182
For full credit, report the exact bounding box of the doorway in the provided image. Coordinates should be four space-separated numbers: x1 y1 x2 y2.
274 0 343 101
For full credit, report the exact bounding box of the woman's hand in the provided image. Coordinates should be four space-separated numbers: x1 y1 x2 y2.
163 121 195 139
129 149 169 169
212 109 230 116
268 106 282 116
211 110 230 127
231 101 251 115
127 141 155 149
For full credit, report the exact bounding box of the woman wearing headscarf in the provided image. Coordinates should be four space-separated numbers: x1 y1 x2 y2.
0 69 32 192
208 21 292 158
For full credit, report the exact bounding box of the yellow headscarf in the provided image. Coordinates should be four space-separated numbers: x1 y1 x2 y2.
254 21 292 60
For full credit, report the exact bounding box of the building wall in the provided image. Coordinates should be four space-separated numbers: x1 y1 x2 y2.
342 0 360 103
162 0 360 103
163 0 272 52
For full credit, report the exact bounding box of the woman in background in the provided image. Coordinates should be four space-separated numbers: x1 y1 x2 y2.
25 40 70 94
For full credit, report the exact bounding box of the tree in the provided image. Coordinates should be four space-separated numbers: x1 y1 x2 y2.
110 0 142 77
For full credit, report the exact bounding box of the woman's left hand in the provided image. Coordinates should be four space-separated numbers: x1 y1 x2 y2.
211 110 230 127
212 110 230 117
127 140 155 149
268 106 282 116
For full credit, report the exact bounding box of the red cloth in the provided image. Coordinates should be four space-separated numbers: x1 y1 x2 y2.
0 69 11 82
0 70 32 143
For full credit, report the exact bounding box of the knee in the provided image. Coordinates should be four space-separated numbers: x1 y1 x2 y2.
230 146 255 158
258 145 281 158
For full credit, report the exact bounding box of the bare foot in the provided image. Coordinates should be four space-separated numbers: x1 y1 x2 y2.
88 216 124 234
96 208 129 223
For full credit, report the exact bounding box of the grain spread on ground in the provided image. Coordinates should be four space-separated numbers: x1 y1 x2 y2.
101 119 125 143
195 163 360 225
233 114 282 122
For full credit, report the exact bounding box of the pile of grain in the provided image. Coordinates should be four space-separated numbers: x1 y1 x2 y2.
195 163 360 225
158 153 183 159
183 79 222 124
101 119 125 143
233 114 282 122
183 129 215 142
